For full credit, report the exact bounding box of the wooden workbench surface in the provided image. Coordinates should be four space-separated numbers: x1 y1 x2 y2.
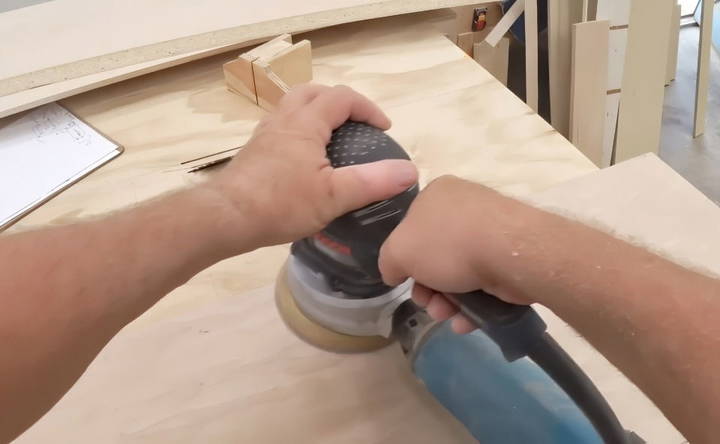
9 12 602 443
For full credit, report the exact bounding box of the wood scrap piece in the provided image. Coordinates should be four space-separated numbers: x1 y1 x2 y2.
254 40 313 110
260 40 313 90
615 0 674 162
525 0 539 111
473 37 510 85
548 0 584 137
602 93 620 167
457 32 475 55
223 34 293 103
485 0 525 47
596 0 630 26
596 0 630 165
666 3 681 85
694 0 715 137
570 20 609 166
224 36 312 111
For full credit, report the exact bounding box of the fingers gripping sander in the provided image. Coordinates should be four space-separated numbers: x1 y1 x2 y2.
275 121 638 443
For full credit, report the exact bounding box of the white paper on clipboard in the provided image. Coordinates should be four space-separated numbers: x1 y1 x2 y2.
0 103 122 229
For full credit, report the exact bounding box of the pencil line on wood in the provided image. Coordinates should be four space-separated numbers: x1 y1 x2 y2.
180 145 244 165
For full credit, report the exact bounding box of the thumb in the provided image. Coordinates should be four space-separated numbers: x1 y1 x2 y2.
330 159 418 214
378 240 408 287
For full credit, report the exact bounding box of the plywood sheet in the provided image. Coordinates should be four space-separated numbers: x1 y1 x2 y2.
615 0 673 163
9 13 599 443
548 0 584 138
570 20 610 166
596 0 630 26
0 0 491 97
597 0 630 166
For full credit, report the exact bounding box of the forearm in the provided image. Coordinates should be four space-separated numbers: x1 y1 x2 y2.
0 185 247 442
478 188 720 442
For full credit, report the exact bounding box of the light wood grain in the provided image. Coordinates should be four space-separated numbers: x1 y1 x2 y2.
547 0 584 138
596 0 630 26
0 40 265 119
694 0 715 137
8 12 601 444
0 0 495 98
615 0 673 163
596 0 630 166
225 34 296 104
570 20 609 166
254 40 314 110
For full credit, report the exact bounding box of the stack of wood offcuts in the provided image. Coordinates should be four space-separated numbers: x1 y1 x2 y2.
558 0 681 167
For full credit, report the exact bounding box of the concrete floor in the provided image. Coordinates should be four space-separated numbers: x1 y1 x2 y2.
660 25 720 205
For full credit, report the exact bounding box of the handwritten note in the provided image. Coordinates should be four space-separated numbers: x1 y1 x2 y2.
0 103 122 229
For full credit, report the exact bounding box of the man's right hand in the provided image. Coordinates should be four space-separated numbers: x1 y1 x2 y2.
379 175 539 333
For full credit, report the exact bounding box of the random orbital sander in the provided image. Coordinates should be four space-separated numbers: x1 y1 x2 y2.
275 121 643 444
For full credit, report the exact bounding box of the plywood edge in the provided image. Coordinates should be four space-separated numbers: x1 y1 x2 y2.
0 1 489 97
548 0 584 138
570 20 610 166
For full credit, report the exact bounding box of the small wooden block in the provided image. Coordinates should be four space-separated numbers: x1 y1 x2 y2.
223 57 257 103
223 34 313 110
253 39 312 110
223 34 294 104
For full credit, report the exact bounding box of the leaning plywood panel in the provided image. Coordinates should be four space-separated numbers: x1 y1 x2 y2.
548 0 584 138
666 3 681 85
694 0 715 137
570 20 610 166
525 0 539 112
614 0 673 163
10 14 598 444
596 0 630 166
0 0 488 97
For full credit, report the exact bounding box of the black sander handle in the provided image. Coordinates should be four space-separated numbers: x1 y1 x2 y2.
322 121 418 280
320 121 629 441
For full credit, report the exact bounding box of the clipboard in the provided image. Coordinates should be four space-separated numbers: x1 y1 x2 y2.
0 103 124 231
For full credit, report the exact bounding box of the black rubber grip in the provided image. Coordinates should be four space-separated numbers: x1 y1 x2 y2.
326 121 411 167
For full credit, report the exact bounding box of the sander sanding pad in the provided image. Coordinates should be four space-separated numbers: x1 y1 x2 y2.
274 262 393 354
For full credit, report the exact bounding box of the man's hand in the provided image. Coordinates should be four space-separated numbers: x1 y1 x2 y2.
379 175 533 333
379 175 720 443
0 83 417 442
206 84 417 251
